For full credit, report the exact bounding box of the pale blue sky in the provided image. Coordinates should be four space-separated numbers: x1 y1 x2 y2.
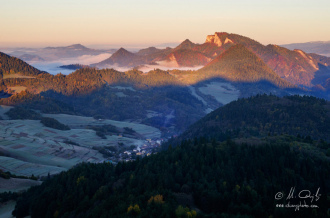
1 0 329 47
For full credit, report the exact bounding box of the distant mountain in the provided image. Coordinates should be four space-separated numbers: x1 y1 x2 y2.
19 54 45 62
173 39 197 51
44 44 89 50
93 47 174 68
309 53 330 66
155 42 180 48
135 47 164 56
164 49 211 67
198 44 293 88
9 44 116 62
40 44 115 60
200 32 329 87
92 39 212 68
92 48 138 67
281 41 330 57
92 32 330 89
159 40 212 67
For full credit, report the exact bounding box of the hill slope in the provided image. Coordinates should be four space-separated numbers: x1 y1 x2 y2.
0 52 45 78
164 49 211 67
93 48 137 67
199 32 330 87
10 95 330 217
89 32 330 89
198 44 293 88
178 94 330 142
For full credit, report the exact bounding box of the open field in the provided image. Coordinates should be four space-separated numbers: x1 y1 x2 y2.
7 86 27 93
0 120 106 177
111 85 136 92
0 156 67 177
198 81 240 105
115 92 127 97
43 114 161 139
0 177 42 193
3 74 35 79
0 112 161 179
188 86 207 105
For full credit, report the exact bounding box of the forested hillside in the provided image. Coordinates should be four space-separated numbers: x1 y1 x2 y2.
12 135 330 217
0 52 45 77
177 94 330 142
8 94 330 217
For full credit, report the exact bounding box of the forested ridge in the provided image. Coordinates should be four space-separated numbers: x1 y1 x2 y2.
0 51 310 133
0 52 45 77
2 68 183 95
11 135 330 217
8 95 330 218
0 67 206 132
177 94 330 143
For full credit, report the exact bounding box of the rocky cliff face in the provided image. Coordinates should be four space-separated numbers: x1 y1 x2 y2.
205 35 215 43
205 32 234 47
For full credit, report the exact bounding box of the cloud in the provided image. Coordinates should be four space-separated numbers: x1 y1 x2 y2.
137 63 204 73
68 53 111 65
26 53 111 75
96 63 204 74
27 53 204 75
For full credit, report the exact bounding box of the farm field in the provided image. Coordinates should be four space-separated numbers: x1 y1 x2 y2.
43 113 161 139
7 86 27 93
0 156 67 177
188 86 207 105
2 74 35 79
198 81 240 105
0 109 162 180
0 177 42 193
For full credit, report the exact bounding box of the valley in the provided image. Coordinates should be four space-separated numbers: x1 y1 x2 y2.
0 31 329 217
0 106 162 178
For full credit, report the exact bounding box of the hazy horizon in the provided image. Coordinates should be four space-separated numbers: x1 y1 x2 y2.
0 42 181 50
1 0 330 48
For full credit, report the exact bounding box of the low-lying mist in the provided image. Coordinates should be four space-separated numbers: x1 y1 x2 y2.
27 53 111 75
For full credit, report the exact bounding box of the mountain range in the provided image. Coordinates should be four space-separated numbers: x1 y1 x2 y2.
7 44 116 62
281 41 330 57
0 32 330 134
91 32 330 89
4 32 330 90
1 33 330 217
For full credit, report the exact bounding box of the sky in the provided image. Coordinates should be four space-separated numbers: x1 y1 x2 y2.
1 0 330 48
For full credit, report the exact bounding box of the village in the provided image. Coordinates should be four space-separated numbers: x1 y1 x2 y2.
104 138 165 164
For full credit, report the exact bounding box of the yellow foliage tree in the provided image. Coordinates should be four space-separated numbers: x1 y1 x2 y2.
76 176 86 185
175 205 197 218
127 204 140 215
148 194 165 204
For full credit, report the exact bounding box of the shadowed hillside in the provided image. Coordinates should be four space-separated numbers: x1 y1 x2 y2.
176 94 330 142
